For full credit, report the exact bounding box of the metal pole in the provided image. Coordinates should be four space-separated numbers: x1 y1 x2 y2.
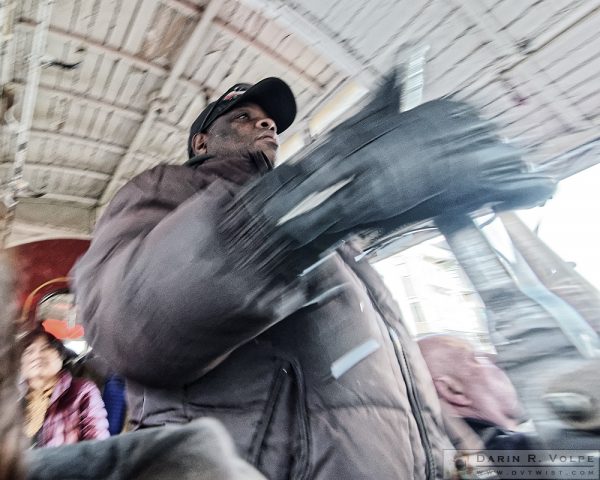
0 0 18 86
1 0 53 247
435 214 585 432
10 0 54 181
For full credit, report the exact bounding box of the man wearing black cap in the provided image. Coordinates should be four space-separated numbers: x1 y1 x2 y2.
73 75 554 479
187 78 296 162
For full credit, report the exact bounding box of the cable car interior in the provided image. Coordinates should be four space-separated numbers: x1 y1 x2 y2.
1 0 599 479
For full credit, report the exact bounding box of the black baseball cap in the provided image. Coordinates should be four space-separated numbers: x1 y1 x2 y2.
187 77 297 158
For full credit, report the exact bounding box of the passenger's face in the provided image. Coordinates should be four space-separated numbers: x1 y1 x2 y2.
420 336 525 430
205 103 279 163
461 349 524 429
21 336 63 388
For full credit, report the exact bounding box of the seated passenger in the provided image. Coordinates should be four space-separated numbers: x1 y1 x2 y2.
0 255 266 480
418 334 537 450
20 328 109 447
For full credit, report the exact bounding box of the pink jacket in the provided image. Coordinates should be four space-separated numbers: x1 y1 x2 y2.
38 370 109 447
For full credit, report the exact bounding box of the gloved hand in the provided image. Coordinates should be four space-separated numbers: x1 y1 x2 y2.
222 73 556 274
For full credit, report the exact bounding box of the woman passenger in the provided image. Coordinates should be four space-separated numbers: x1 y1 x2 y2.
20 328 109 447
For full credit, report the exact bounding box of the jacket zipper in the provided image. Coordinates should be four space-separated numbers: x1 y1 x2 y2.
388 325 436 480
249 363 287 465
288 357 311 480
250 357 311 480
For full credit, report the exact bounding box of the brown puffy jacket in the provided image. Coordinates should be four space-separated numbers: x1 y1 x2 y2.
73 152 452 479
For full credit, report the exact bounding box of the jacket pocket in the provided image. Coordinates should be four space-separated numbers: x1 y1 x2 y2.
253 358 311 480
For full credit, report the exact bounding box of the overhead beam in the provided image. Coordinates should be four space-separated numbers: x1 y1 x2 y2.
35 82 144 120
17 19 208 94
449 0 589 129
30 129 126 155
532 129 600 180
0 162 111 182
212 18 324 91
33 192 97 206
235 0 377 87
0 0 19 86
19 12 324 96
9 0 54 180
12 81 188 135
525 2 600 53
18 18 165 76
292 74 348 124
8 222 90 236
1 0 54 248
5 222 91 248
12 197 94 234
28 163 110 182
99 0 222 206
165 0 329 90
447 5 600 102
161 0 201 18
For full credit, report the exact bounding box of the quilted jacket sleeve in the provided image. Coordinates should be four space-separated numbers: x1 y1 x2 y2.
77 379 110 441
72 165 304 388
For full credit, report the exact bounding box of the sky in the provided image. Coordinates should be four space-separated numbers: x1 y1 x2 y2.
518 163 600 290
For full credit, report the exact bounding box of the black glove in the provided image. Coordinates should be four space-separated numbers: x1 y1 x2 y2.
222 73 556 275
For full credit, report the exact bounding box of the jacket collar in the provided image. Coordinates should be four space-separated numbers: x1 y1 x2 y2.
48 370 73 405
186 151 273 185
185 154 212 167
186 151 273 172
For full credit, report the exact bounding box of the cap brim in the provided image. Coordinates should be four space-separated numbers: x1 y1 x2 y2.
220 77 297 134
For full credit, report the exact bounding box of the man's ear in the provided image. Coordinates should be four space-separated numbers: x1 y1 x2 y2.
434 375 472 407
191 132 208 156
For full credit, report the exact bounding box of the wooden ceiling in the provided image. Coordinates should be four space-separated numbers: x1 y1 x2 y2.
1 0 599 245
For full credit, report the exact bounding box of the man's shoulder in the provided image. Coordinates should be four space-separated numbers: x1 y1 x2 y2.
129 163 194 184
118 163 204 196
100 163 202 219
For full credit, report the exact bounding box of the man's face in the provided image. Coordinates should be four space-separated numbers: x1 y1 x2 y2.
203 103 279 163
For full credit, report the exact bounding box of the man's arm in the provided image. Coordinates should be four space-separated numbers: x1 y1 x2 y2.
221 75 555 278
26 419 267 480
73 166 303 388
